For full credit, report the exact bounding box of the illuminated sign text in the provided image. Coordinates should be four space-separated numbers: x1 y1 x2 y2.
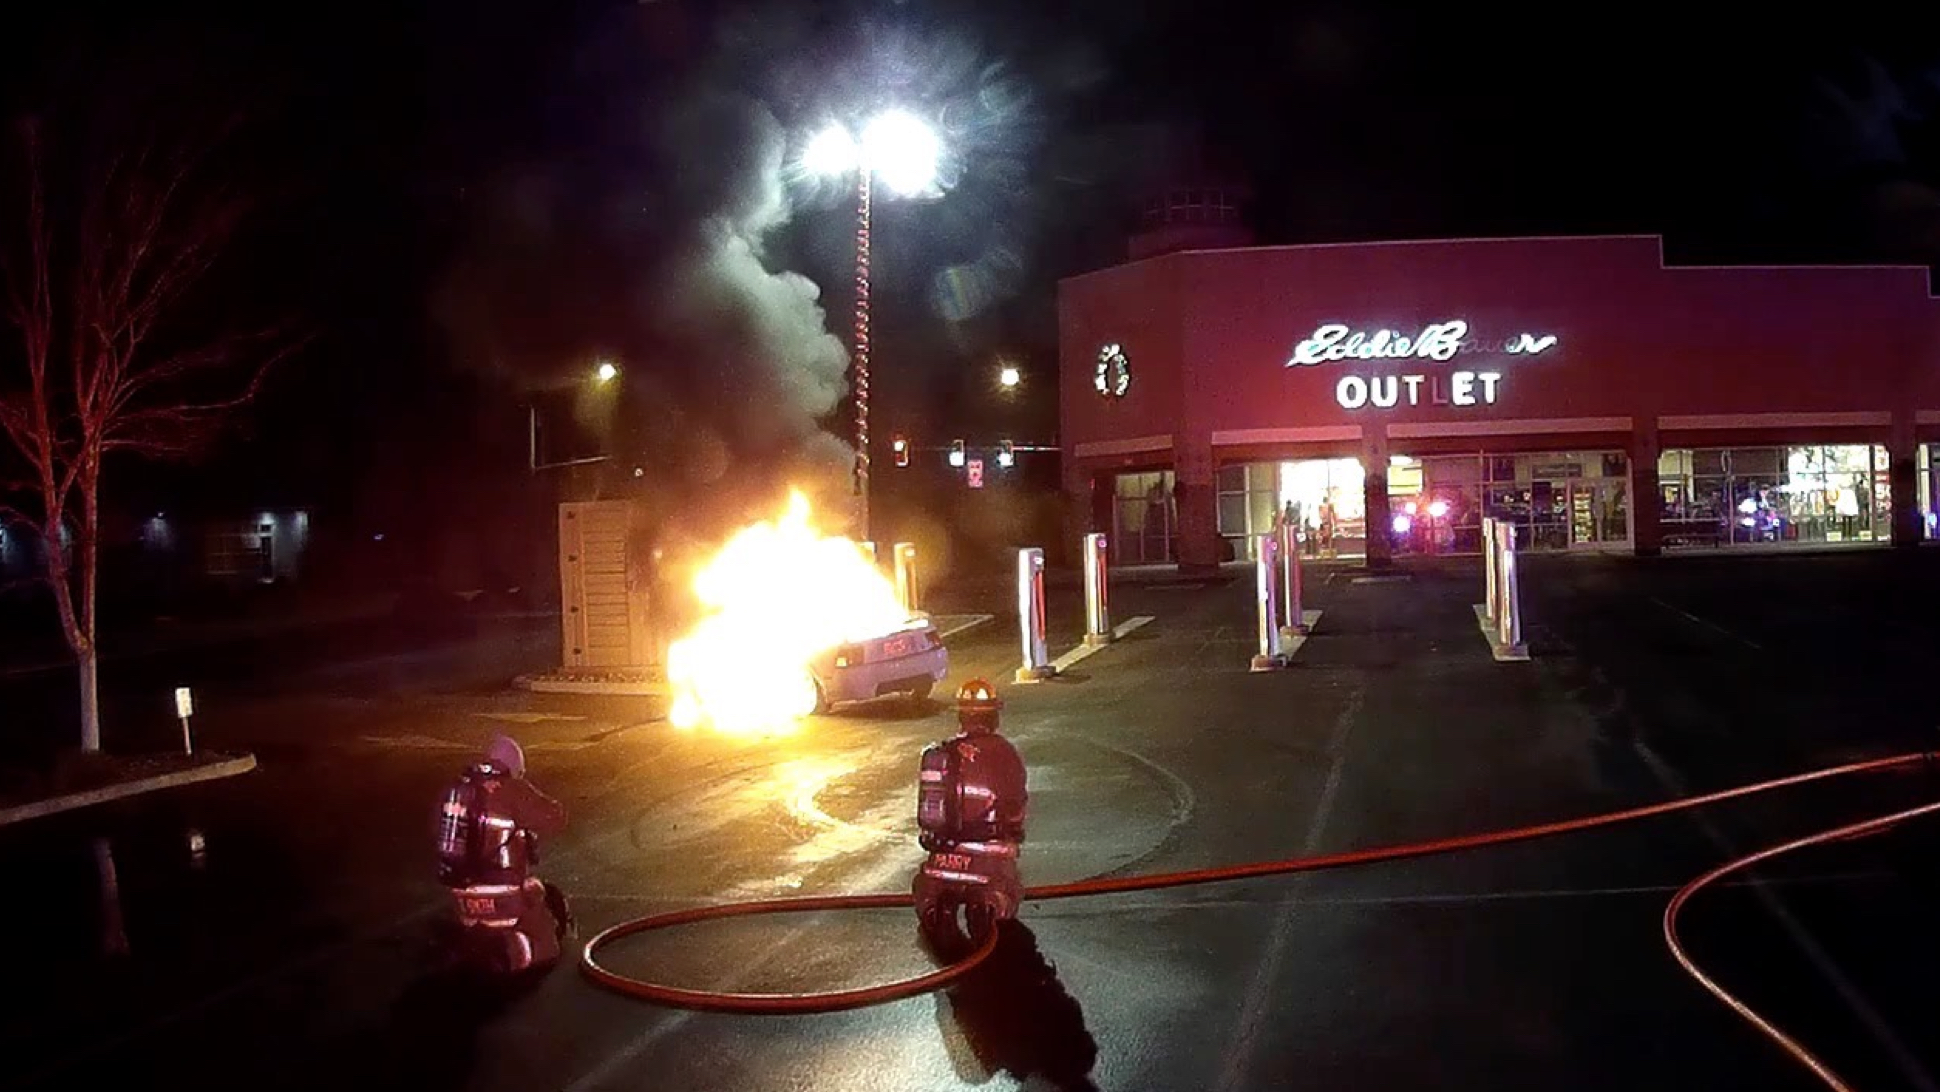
1286 318 1557 410
1335 372 1502 410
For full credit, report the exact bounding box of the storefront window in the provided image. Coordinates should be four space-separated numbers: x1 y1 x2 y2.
1278 457 1366 559
1658 445 1887 548
1217 463 1284 559
1113 470 1177 565
1391 451 1627 554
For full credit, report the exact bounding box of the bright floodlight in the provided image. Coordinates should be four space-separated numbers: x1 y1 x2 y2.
595 361 619 384
804 125 860 177
861 110 940 197
998 365 1021 388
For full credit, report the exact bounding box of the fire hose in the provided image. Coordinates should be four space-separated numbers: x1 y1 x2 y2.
582 750 1938 1086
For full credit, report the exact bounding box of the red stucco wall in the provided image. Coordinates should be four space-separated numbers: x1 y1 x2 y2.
1061 236 1940 451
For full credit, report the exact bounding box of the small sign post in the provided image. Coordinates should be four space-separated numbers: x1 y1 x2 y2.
174 687 195 755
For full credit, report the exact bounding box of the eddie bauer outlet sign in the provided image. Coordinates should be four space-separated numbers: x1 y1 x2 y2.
1285 319 1558 410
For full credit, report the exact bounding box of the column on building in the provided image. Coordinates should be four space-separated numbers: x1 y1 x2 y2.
1174 433 1220 573
1061 461 1110 561
1890 411 1920 547
1629 418 1662 557
1362 424 1391 568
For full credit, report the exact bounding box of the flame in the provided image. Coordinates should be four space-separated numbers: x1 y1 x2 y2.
666 490 911 736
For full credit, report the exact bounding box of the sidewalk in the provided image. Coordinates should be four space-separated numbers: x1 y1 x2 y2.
0 750 257 828
0 593 399 678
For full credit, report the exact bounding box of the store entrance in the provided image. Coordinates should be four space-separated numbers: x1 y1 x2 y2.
1566 479 1626 547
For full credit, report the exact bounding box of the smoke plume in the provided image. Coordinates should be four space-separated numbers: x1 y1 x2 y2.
435 60 855 547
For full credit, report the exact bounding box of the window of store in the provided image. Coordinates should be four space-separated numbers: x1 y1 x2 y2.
1388 451 1629 554
1657 445 1888 547
1113 470 1177 564
1278 457 1367 560
1216 463 1285 560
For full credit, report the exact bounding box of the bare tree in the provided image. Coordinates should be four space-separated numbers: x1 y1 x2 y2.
0 106 294 753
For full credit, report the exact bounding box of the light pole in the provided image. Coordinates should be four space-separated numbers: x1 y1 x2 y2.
805 111 941 540
529 360 621 473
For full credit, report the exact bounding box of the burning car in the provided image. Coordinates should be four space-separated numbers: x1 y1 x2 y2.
666 490 945 736
808 615 948 713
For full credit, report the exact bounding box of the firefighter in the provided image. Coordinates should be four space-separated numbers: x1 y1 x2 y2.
913 680 1029 950
435 734 572 974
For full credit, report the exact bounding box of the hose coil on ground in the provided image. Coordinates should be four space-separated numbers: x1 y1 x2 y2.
582 751 1935 1089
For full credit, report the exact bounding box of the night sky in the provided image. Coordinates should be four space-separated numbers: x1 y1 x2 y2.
7 1 1940 532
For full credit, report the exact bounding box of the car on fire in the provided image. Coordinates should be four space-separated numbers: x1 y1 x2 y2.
807 614 949 713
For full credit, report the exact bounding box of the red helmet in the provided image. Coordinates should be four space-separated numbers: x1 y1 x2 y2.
955 679 1003 714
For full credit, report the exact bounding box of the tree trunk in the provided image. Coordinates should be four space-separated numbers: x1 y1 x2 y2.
77 642 102 753
78 471 101 752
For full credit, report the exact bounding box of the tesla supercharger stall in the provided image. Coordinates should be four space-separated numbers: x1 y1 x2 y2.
894 541 919 615
1276 521 1308 641
1496 520 1525 654
1015 547 1053 682
1250 532 1286 671
1082 532 1111 646
1482 517 1500 622
1475 518 1528 661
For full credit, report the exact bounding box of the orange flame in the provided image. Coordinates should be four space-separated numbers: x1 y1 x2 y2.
666 490 910 736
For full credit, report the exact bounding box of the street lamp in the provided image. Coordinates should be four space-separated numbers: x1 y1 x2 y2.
998 364 1021 390
806 109 942 540
529 361 623 472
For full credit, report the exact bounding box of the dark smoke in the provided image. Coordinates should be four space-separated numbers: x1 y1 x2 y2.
435 40 855 547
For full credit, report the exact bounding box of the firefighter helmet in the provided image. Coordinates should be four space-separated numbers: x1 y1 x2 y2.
956 679 1003 712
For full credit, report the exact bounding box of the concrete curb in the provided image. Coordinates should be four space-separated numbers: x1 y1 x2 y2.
0 753 258 828
514 674 670 696
1472 603 1531 662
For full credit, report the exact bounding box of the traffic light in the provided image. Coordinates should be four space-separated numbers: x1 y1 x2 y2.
949 439 966 468
997 440 1015 469
892 434 910 468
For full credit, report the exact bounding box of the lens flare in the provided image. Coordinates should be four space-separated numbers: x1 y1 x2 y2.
803 125 860 178
666 491 912 737
861 110 941 197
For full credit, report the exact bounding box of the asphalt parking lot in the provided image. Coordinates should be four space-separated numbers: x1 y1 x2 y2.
6 547 1940 1091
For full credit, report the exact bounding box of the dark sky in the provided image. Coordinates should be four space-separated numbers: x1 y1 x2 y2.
9 1 1940 521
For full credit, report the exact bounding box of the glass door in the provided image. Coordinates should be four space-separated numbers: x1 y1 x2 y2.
1566 480 1629 547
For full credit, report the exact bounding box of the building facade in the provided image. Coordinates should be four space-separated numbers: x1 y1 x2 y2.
1059 235 1940 568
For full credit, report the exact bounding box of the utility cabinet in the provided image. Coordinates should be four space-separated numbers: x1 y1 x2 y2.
557 500 657 669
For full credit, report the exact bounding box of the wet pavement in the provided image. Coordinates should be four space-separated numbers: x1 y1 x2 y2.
5 551 1940 1090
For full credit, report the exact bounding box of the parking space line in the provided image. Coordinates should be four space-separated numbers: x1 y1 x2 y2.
1648 596 1764 651
1023 871 1896 915
1048 615 1155 674
1216 684 1361 1092
936 613 995 640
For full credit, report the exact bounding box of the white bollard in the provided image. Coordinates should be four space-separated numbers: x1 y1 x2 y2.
1482 516 1499 624
1250 532 1286 671
1278 521 1307 638
893 542 919 615
1015 547 1054 682
1497 522 1525 654
1082 532 1112 646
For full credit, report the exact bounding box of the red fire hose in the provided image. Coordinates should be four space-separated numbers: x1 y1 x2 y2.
581 751 1936 1082
1664 797 1940 1092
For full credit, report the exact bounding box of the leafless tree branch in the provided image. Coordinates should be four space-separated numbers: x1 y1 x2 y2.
0 78 295 751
